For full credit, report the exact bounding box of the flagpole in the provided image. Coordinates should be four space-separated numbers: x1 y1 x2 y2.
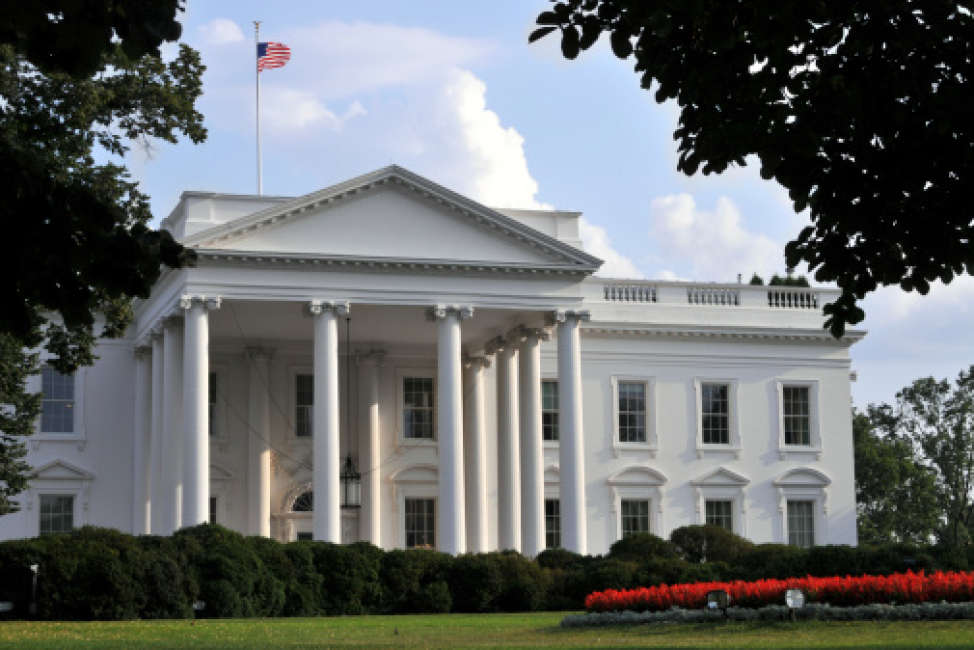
254 20 262 196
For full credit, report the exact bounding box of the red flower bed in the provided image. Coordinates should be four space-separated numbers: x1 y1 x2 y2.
585 570 974 612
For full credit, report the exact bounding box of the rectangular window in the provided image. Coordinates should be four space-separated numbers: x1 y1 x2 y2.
209 496 217 524
542 380 559 441
297 532 313 541
618 381 647 443
208 372 217 437
705 500 733 531
404 498 435 549
40 366 74 433
783 386 811 445
788 500 815 548
295 374 313 437
545 498 561 549
701 383 729 444
39 495 74 534
403 377 434 439
620 499 650 538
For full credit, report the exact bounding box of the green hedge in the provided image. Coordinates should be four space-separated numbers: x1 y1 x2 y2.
0 525 963 620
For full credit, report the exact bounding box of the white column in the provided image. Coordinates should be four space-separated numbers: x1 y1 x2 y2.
555 310 590 555
430 305 472 555
132 346 152 534
491 337 521 552
149 331 165 534
247 347 273 536
182 295 220 527
357 351 384 545
310 300 348 542
161 316 184 534
517 327 547 558
463 356 489 554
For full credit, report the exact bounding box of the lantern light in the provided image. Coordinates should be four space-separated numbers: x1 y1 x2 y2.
341 454 361 508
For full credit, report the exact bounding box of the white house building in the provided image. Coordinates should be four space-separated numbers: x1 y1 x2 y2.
3 165 863 555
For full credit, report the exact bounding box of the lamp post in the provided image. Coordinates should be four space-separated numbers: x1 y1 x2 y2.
785 588 806 621
340 454 361 508
28 564 38 616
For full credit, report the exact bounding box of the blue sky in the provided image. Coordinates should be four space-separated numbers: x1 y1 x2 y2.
128 1 974 410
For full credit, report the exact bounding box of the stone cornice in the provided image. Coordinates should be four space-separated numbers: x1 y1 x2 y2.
193 249 593 276
582 322 865 345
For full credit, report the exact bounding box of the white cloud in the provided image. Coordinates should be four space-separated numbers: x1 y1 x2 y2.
579 218 644 279
648 193 785 282
197 18 245 45
261 90 366 132
280 21 493 99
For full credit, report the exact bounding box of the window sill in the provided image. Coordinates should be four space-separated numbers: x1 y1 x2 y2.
778 446 823 461
543 440 559 450
695 445 741 460
30 434 86 452
398 437 438 450
612 442 657 459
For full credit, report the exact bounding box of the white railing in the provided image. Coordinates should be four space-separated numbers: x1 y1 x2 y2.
603 283 657 303
686 286 740 306
767 287 819 309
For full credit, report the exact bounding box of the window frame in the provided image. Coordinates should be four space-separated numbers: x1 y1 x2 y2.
392 464 439 549
620 498 651 538
690 466 749 536
541 378 559 444
30 363 87 449
39 494 75 535
774 467 831 547
292 367 314 439
775 379 822 459
786 499 816 548
608 465 667 541
705 499 734 531
544 498 561 549
693 378 741 458
610 376 657 457
396 368 437 447
208 362 229 442
25 459 92 536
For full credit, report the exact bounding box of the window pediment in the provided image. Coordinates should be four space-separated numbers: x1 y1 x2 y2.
31 459 93 481
391 464 438 484
774 467 831 488
607 465 667 487
691 466 749 487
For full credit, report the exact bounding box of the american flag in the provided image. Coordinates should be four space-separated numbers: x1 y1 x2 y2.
257 41 291 72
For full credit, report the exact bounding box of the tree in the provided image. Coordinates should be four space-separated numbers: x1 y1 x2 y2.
895 367 974 550
0 2 205 513
853 409 938 545
530 1 974 336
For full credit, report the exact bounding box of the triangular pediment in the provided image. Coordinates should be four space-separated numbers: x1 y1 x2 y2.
691 467 749 487
186 166 601 271
607 465 667 486
32 459 93 481
774 467 831 487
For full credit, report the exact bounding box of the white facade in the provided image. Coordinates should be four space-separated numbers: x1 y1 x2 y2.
2 166 863 553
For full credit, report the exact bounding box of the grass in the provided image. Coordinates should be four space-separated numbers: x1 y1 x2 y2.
2 613 974 649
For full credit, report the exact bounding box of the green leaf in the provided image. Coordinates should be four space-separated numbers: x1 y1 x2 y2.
610 29 632 58
561 26 580 59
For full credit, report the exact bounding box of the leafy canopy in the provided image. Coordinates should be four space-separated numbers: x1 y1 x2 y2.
531 1 974 336
0 1 204 513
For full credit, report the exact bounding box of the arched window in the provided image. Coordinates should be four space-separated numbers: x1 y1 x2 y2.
292 491 313 512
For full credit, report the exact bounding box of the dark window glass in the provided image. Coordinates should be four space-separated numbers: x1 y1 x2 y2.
292 491 313 512
621 499 650 538
705 500 733 531
701 383 729 444
405 498 435 548
788 500 815 548
296 374 313 437
618 381 647 442
545 498 561 549
403 377 434 439
39 495 74 534
40 367 74 433
542 380 559 441
783 386 811 445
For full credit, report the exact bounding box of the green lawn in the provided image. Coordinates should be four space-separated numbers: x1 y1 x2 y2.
2 613 974 649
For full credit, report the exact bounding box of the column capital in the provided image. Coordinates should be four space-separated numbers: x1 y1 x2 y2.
355 349 387 366
463 355 491 371
484 335 507 356
547 309 591 326
179 294 222 311
508 325 550 344
426 305 474 322
308 299 350 317
134 344 152 358
245 346 275 361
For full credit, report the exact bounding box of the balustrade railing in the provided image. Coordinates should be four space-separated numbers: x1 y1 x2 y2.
767 288 818 309
603 283 657 303
686 286 740 306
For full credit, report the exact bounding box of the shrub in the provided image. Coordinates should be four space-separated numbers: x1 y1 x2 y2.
669 525 754 564
174 524 269 618
137 535 193 619
492 551 546 612
736 544 808 580
449 554 503 612
607 533 677 562
379 549 453 613
309 542 383 615
536 548 584 570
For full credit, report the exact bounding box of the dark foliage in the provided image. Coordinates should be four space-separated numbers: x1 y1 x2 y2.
531 1 974 336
